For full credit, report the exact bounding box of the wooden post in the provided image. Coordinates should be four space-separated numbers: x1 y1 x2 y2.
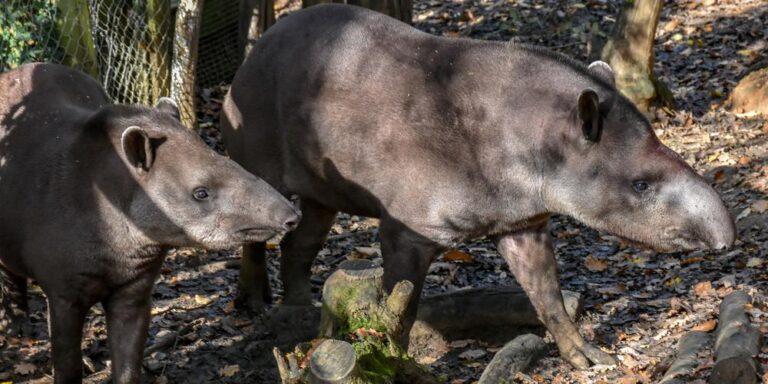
146 0 172 103
238 0 276 60
172 0 205 128
52 0 100 78
301 0 412 24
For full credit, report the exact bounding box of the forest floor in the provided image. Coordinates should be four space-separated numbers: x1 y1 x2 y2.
2 0 767 383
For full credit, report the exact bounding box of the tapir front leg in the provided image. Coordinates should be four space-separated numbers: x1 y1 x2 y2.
47 296 88 384
103 270 160 384
379 217 444 343
494 220 616 369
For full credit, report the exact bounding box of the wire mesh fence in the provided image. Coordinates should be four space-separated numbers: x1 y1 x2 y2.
1 0 243 127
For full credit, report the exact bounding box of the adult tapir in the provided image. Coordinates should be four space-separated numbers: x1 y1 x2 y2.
221 4 735 368
0 63 300 383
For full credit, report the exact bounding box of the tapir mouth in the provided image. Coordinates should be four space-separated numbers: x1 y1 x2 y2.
236 227 282 242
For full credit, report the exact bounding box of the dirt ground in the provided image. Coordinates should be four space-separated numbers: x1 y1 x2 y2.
2 0 767 383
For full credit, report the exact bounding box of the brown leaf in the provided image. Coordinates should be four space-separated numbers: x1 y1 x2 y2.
14 362 37 375
443 250 474 263
692 319 717 332
681 256 705 265
751 199 768 213
218 364 240 377
694 281 714 297
663 19 679 33
585 255 608 272
737 156 751 166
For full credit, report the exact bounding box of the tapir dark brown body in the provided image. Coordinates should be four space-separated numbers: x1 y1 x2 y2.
221 4 735 368
0 63 300 383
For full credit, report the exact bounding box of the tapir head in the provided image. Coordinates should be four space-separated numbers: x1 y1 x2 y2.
113 98 300 249
542 62 735 252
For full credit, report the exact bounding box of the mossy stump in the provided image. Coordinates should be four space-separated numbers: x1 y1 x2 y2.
273 260 437 384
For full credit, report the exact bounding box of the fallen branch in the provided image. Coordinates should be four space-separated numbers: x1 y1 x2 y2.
416 287 582 335
478 334 548 384
709 291 761 384
659 331 710 384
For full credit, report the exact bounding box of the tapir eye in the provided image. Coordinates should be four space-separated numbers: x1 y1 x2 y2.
193 187 210 201
632 181 650 193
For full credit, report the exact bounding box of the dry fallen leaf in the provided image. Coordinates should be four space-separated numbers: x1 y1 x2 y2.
692 319 717 332
751 199 768 213
218 364 240 377
694 281 714 297
443 250 474 263
14 362 36 375
194 294 212 306
585 255 609 272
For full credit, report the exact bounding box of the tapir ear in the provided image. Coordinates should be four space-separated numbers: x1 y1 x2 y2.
578 89 602 143
588 61 615 87
121 126 154 173
155 97 180 121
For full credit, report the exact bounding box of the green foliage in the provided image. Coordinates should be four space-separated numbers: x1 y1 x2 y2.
0 0 61 72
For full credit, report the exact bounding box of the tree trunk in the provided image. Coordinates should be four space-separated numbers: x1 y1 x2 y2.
601 0 663 112
172 0 205 128
52 0 100 78
146 0 172 102
301 0 412 24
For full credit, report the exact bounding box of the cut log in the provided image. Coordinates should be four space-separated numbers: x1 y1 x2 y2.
308 339 358 384
709 291 761 384
416 287 582 334
658 331 710 384
478 334 548 384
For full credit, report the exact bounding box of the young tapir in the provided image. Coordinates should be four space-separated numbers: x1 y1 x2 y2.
221 4 736 368
0 63 300 383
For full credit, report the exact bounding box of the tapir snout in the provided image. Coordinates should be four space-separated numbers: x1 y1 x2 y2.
657 171 735 251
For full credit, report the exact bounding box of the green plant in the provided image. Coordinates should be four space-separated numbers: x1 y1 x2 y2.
0 0 61 72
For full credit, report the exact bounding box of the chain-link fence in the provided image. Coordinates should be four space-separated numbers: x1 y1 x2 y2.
1 0 244 127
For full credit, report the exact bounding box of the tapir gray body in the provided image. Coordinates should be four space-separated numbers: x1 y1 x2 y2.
221 4 735 368
0 63 300 383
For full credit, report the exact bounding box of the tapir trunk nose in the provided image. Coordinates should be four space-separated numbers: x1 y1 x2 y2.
271 200 302 232
684 175 736 250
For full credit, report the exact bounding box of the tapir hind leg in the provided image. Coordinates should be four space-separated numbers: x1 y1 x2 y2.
0 265 28 336
494 220 616 369
280 199 337 305
379 216 444 344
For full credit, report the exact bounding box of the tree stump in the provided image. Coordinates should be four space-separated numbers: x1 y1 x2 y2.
709 291 761 384
478 334 548 384
274 259 437 384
